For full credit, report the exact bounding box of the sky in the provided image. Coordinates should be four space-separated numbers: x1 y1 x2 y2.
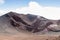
0 0 60 20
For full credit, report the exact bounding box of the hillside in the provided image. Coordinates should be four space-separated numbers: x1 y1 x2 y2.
0 12 60 40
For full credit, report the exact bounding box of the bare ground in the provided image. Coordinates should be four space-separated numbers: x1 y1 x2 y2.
0 32 60 40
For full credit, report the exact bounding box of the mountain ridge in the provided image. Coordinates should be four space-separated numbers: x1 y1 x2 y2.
0 12 60 34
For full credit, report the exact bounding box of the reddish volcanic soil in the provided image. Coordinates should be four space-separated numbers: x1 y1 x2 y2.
0 32 60 40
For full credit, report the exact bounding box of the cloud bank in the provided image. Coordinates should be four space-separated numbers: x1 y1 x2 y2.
16 1 60 20
0 1 60 20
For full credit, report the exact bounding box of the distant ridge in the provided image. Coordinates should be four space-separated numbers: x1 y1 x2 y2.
0 12 60 34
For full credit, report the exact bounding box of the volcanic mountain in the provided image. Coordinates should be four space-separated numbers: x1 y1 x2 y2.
0 12 60 34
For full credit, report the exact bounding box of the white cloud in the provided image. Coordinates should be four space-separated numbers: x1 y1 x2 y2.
0 10 8 16
0 9 14 16
0 1 60 20
0 0 5 4
14 1 60 20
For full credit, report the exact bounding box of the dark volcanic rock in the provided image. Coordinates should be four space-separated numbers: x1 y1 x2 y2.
0 13 19 34
0 12 60 34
